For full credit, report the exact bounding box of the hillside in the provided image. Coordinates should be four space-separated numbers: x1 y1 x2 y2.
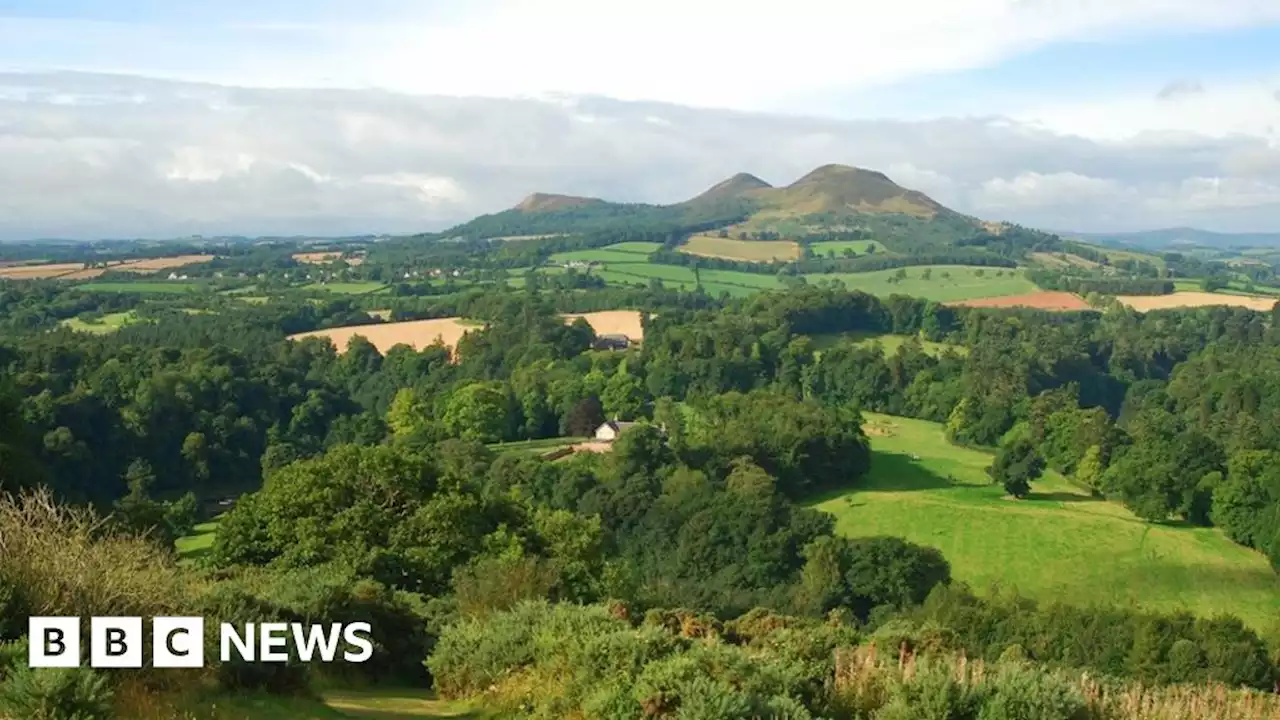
683 172 772 205
434 164 1002 250
1068 227 1280 249
514 192 605 213
751 164 951 219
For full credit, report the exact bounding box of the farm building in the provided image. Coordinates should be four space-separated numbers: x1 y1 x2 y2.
594 420 638 442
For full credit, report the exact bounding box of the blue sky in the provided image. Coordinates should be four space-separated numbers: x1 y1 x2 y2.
0 0 1278 238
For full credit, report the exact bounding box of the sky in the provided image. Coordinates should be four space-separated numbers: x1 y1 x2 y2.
0 0 1278 240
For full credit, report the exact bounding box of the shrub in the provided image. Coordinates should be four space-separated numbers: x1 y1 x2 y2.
0 637 29 681
875 657 985 720
0 665 113 720
978 664 1089 720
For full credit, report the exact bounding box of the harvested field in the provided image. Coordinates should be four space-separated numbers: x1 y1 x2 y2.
119 254 215 272
288 317 476 355
950 291 1092 311
0 255 213 280
681 235 800 262
292 311 648 355
1118 291 1278 313
0 262 103 279
293 251 365 267
563 310 646 340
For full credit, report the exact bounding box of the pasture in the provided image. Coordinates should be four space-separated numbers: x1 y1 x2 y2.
303 281 389 294
0 254 214 281
814 413 1280 630
73 282 200 294
950 291 1092 311
804 265 1038 303
808 240 882 257
60 311 138 334
680 235 801 262
808 330 966 357
1118 291 1278 313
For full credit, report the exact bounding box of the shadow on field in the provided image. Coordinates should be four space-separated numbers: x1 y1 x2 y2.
864 452 956 492
1026 491 1097 504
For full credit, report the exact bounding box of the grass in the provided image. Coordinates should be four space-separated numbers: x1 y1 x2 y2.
60 311 138 334
808 330 967 357
805 266 1038 303
74 282 199 294
148 689 480 719
550 249 651 265
813 413 1280 629
304 282 389 295
681 235 800 262
175 516 221 565
808 240 882 257
486 436 588 453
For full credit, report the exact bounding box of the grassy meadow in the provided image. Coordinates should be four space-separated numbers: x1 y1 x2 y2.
73 281 200 294
805 265 1038 302
808 240 883 256
303 281 390 295
60 310 138 334
808 330 967 357
814 413 1280 630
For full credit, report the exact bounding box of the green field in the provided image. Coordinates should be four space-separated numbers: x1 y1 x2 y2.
814 413 1280 629
550 248 651 265
74 282 199 294
303 282 389 294
805 266 1038 302
809 330 966 357
602 241 663 254
487 436 588 454
60 311 138 334
175 517 221 564
809 240 882 257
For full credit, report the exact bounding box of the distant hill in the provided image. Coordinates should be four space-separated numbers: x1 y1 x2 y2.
1067 227 1280 250
515 193 607 213
435 164 986 245
750 164 950 219
684 173 772 205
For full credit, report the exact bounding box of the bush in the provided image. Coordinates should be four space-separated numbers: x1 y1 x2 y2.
978 664 1089 720
0 665 113 720
875 658 985 720
0 637 29 681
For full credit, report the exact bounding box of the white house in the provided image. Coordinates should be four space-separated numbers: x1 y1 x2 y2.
594 420 638 442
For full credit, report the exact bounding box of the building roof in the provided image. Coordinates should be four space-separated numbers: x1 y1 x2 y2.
599 420 639 433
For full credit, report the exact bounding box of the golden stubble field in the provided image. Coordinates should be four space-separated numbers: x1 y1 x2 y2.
680 235 801 262
0 255 215 280
289 311 647 355
1118 291 1278 313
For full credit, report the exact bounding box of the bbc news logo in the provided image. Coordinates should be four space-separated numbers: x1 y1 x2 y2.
28 617 373 668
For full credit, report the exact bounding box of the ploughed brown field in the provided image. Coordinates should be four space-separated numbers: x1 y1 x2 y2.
288 311 646 355
948 291 1092 311
1118 291 1278 313
0 255 214 280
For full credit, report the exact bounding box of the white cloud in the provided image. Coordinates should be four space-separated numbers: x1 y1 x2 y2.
5 1 1280 113
0 72 1278 239
1016 76 1280 141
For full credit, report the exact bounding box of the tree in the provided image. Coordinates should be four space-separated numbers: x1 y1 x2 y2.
386 388 434 442
988 439 1044 499
564 395 605 437
443 382 513 443
601 371 645 421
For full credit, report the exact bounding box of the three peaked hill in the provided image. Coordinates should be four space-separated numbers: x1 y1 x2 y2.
433 164 1011 248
